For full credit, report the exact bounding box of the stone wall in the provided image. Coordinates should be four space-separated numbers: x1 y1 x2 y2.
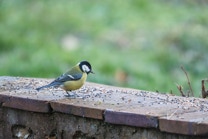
0 76 208 139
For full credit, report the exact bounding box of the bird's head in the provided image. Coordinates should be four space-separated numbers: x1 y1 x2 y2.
78 61 94 74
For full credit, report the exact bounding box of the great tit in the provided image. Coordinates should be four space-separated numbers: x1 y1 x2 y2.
36 61 94 96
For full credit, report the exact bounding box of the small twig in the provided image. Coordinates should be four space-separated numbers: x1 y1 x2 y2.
176 83 185 97
202 80 206 98
187 90 190 97
201 79 208 98
181 66 194 97
170 90 173 95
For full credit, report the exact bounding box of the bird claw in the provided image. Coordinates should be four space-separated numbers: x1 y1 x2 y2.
65 91 80 98
64 91 91 99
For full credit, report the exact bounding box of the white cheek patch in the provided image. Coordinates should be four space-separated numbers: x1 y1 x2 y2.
82 65 90 72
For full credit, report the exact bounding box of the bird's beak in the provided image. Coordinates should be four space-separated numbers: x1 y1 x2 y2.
90 71 95 74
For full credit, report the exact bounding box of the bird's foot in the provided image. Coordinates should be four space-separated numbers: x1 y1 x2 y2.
65 91 80 98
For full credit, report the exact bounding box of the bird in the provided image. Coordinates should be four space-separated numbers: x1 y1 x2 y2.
36 61 94 97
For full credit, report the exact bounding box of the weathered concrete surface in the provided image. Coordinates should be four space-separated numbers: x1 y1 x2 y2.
0 76 208 138
159 111 208 135
0 107 206 139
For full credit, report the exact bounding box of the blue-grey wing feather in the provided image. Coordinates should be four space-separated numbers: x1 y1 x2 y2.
55 73 82 82
36 73 82 91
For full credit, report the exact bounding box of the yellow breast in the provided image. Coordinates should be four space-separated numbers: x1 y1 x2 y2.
62 73 87 91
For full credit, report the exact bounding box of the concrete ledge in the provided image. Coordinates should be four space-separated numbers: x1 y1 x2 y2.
0 76 208 138
159 111 208 135
50 100 104 120
104 110 158 128
0 94 51 113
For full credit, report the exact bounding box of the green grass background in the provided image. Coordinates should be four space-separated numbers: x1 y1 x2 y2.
1 0 208 96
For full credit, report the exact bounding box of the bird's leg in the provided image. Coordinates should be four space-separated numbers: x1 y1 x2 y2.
65 91 78 98
65 91 70 96
65 91 73 97
65 91 82 98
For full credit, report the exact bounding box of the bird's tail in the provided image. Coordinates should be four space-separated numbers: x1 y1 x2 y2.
36 81 62 91
36 84 53 91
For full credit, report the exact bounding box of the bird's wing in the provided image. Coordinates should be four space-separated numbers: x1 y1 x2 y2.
54 73 82 82
37 73 82 90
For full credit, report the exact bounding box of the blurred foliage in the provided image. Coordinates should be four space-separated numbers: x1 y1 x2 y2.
0 0 208 96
